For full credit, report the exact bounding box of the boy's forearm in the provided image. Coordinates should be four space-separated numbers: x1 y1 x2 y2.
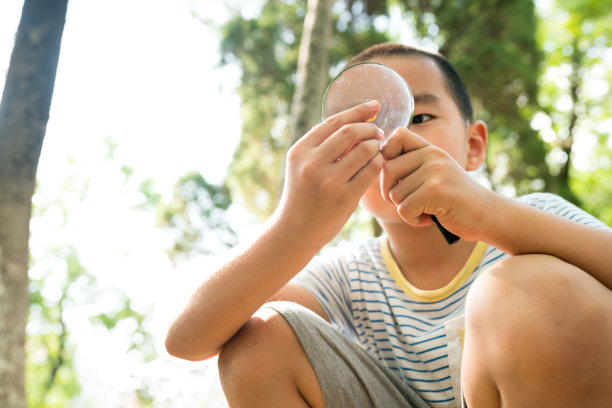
165 218 324 361
482 196 612 290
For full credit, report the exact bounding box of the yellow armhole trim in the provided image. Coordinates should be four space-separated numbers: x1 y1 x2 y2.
379 238 487 302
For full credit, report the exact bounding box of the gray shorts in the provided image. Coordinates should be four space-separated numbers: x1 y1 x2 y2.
267 301 432 408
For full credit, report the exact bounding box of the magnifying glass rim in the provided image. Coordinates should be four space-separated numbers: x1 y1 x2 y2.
322 61 414 130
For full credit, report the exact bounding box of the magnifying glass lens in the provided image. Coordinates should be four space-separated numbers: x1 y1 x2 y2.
323 62 414 143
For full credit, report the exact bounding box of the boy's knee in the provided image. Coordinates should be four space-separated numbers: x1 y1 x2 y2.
218 305 325 407
466 254 604 345
218 307 288 382
464 254 612 405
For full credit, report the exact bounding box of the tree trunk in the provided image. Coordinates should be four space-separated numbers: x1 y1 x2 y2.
288 0 334 145
0 0 68 406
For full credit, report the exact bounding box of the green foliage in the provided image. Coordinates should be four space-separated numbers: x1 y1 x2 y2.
27 249 84 408
570 132 612 227
328 2 390 71
26 332 80 408
28 244 158 406
27 139 161 406
90 296 157 362
158 171 237 259
220 0 303 218
572 159 612 227
535 0 611 207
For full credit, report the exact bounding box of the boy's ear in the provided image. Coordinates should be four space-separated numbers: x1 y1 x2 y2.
465 120 487 171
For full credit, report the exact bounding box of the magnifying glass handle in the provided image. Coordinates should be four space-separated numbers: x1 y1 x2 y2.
431 216 460 245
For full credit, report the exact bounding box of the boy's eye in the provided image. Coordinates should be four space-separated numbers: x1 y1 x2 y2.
411 113 433 124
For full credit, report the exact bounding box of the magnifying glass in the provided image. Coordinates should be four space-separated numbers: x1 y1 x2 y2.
323 62 413 143
322 62 459 245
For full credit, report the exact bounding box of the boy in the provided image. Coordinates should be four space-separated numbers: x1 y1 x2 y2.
165 43 612 407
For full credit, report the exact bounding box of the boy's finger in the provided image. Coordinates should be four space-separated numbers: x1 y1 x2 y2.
333 138 382 181
380 152 422 202
306 100 381 147
380 164 399 203
380 127 429 161
320 122 383 163
348 151 384 192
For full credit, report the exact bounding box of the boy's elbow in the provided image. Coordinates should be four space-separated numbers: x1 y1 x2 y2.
164 332 186 360
164 330 219 362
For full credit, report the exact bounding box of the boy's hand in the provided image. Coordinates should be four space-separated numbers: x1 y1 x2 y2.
380 127 493 242
273 100 384 247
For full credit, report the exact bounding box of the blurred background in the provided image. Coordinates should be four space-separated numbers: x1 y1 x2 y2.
0 0 610 406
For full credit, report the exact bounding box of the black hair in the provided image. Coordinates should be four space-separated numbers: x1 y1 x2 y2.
347 43 474 123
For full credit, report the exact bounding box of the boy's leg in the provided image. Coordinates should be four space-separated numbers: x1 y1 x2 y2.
218 306 325 408
462 254 612 408
218 301 430 408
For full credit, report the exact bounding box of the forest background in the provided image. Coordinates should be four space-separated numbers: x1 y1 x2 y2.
0 0 610 407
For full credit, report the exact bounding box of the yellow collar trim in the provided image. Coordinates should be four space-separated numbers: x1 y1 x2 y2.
379 237 487 302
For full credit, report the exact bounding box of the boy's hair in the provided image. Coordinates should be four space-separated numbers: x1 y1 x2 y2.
347 43 474 123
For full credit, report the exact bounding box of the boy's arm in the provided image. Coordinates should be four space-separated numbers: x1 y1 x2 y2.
165 101 384 361
164 223 323 361
478 195 612 290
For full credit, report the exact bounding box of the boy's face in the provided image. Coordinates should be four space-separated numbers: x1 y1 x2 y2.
359 55 486 223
